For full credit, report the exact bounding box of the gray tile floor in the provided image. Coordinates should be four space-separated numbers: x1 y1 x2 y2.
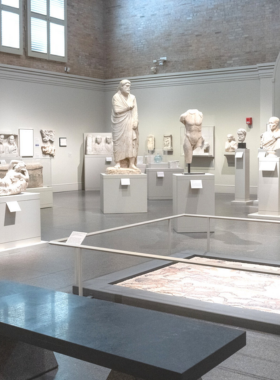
1 191 280 379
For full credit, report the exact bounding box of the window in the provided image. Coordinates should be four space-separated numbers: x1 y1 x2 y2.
27 0 67 62
0 0 23 54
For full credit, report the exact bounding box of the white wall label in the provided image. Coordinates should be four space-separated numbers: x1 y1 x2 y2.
121 178 130 186
259 162 277 171
258 152 266 159
6 201 21 212
191 180 203 189
235 152 243 158
66 231 87 246
106 157 112 162
157 171 164 177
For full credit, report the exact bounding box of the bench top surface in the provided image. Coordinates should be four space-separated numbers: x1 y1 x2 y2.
0 281 246 380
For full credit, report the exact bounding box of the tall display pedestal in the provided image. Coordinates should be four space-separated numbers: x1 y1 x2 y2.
173 173 215 232
85 155 114 191
24 187 53 208
0 192 41 250
231 149 252 205
147 168 183 200
101 174 147 214
249 155 280 219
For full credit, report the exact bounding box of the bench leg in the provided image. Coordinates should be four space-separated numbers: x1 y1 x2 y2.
0 336 58 380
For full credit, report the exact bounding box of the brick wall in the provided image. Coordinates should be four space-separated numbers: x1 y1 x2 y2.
0 0 105 79
104 0 280 79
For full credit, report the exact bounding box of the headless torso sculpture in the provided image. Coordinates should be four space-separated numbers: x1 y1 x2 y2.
180 109 204 173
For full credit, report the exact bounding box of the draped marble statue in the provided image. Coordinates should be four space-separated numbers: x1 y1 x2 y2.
107 79 140 174
260 117 280 152
180 109 204 165
0 160 29 196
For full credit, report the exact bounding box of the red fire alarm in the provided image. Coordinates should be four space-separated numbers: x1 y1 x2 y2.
246 117 252 125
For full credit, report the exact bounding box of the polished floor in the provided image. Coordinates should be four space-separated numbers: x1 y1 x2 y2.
1 191 280 380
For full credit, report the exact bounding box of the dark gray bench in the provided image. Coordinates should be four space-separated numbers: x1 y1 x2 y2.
0 281 246 380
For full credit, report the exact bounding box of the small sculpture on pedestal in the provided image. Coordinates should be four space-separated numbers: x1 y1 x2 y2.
107 79 140 174
237 128 247 148
260 117 280 155
40 130 55 157
180 109 204 173
147 135 155 153
225 134 237 152
0 160 29 196
163 134 173 153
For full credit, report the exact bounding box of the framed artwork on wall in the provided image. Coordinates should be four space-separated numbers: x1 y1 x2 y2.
19 129 34 157
59 137 67 147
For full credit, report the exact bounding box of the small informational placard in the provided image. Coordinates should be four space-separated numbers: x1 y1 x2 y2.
157 171 164 178
106 157 112 163
0 160 6 165
59 137 67 147
121 178 130 186
191 180 203 189
235 152 244 158
258 152 266 159
66 231 87 246
6 201 21 212
259 162 277 171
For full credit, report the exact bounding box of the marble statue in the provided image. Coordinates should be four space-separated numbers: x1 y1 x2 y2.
0 134 19 156
163 134 173 151
85 133 113 155
225 134 237 152
40 129 55 157
147 135 155 153
0 160 29 196
180 109 204 164
107 79 140 174
260 117 280 152
0 162 43 188
0 135 5 155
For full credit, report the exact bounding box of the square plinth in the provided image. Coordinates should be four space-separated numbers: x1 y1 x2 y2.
232 149 252 204
101 174 147 213
147 168 183 200
0 192 41 250
85 155 115 191
173 173 215 232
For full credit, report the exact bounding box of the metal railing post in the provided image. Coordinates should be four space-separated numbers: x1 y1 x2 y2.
76 247 83 296
168 219 171 255
206 217 210 253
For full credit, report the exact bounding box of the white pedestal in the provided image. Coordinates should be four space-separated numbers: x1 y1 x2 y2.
232 149 252 205
101 174 147 214
85 155 114 191
173 173 215 232
0 192 41 250
147 163 169 169
24 187 53 208
137 164 146 173
147 168 183 200
249 156 280 219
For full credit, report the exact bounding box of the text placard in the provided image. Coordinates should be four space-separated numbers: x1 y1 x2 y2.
191 180 203 189
121 178 130 186
66 231 87 246
6 201 21 212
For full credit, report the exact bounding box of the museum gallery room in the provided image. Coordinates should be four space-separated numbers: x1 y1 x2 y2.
2 0 280 379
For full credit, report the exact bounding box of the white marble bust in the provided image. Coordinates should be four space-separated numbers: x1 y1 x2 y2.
225 134 237 152
260 117 280 152
237 129 246 143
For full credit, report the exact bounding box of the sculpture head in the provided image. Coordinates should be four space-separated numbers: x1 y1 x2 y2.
237 129 246 143
118 79 131 96
105 136 112 144
0 135 4 143
96 136 102 144
268 117 280 132
40 129 55 143
227 134 235 142
8 135 15 145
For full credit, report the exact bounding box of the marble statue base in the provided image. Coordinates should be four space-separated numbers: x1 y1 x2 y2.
106 167 141 175
0 192 41 250
173 173 215 233
147 167 183 200
24 186 53 208
231 149 252 204
85 154 114 191
101 174 147 213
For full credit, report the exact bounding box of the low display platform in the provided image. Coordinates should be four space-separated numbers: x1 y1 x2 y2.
146 167 183 200
85 155 114 191
173 173 215 232
0 192 41 250
24 186 53 208
100 173 147 213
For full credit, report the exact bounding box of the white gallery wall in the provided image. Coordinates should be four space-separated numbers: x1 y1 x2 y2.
104 63 275 194
0 61 278 194
0 64 105 192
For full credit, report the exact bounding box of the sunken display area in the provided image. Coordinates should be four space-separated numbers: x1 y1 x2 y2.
74 252 280 335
